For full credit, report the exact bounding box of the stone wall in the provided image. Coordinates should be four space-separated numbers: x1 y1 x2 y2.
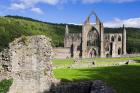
121 53 140 58
53 47 71 59
0 49 11 81
7 35 56 93
49 80 116 93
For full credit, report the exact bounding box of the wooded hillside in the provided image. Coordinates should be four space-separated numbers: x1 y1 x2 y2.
0 16 139 53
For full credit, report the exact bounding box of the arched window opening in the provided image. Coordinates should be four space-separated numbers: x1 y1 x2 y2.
70 44 74 57
111 36 114 42
118 48 121 55
106 54 110 58
107 47 109 51
77 45 81 51
105 47 109 51
118 36 121 41
87 28 99 47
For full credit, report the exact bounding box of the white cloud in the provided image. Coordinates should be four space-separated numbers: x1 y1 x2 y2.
31 7 44 14
109 0 137 3
82 0 102 3
10 3 26 10
104 17 140 28
82 0 137 3
9 0 137 14
9 0 60 13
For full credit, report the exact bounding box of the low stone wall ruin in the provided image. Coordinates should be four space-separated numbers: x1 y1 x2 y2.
0 49 11 81
121 53 140 58
49 80 116 93
53 47 71 59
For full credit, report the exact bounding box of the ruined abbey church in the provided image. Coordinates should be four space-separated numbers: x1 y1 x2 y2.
55 12 127 58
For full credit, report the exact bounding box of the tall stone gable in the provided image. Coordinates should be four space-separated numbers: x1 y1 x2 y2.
63 12 127 58
82 12 104 58
8 35 55 93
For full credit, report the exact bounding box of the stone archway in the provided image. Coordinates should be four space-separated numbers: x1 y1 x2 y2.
88 48 97 58
110 43 113 56
118 35 121 41
118 48 122 55
82 12 104 58
111 36 114 42
70 44 74 57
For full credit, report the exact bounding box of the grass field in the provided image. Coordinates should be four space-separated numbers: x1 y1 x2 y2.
0 57 140 93
53 57 140 67
53 57 140 93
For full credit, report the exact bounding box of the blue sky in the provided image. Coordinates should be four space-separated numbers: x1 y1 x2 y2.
0 0 140 27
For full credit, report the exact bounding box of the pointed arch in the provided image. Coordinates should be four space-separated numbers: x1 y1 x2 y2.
84 11 101 25
87 27 100 47
118 48 121 55
118 35 121 41
111 36 114 42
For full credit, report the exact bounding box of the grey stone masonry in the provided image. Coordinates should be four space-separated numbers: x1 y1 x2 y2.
8 35 56 93
49 80 116 93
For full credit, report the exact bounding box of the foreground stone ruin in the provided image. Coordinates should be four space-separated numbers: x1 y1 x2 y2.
7 35 55 93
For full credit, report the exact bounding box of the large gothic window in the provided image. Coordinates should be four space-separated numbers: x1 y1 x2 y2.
87 28 99 47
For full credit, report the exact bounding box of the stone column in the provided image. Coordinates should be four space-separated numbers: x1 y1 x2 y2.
82 21 91 58
122 25 127 55
112 42 116 57
64 25 69 48
100 23 105 58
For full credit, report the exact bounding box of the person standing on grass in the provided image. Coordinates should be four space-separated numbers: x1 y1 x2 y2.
90 49 95 58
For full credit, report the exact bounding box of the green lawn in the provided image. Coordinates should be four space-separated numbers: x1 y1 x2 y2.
0 79 12 93
54 63 140 93
53 59 74 67
53 57 140 67
0 57 140 93
53 57 140 93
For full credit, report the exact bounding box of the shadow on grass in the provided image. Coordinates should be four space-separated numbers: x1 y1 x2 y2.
135 59 140 63
54 65 140 93
1 65 140 93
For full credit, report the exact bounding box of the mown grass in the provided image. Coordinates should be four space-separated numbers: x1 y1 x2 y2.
92 57 140 65
53 59 74 66
53 57 140 66
53 57 140 93
0 57 140 93
0 79 12 93
54 64 140 93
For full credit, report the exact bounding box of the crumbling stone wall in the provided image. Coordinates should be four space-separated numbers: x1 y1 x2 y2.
0 49 10 70
8 35 56 93
0 49 11 81
49 80 116 93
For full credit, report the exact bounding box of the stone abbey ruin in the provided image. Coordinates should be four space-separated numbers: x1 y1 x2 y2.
54 12 127 58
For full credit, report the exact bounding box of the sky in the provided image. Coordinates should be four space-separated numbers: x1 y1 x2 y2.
0 0 140 28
